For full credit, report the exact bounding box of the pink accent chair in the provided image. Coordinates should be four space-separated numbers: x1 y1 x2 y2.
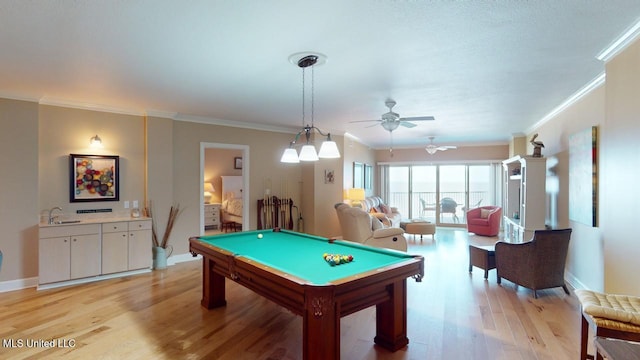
467 206 502 236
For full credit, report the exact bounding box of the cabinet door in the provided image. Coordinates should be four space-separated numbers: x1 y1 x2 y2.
102 232 128 274
70 234 101 279
128 229 151 270
39 236 71 284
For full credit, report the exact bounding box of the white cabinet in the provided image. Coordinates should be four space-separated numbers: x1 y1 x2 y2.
102 220 151 274
502 155 547 242
102 222 129 274
39 224 101 284
127 220 152 270
39 219 151 286
204 203 221 229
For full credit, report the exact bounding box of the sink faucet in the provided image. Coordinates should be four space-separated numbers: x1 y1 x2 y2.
48 207 63 224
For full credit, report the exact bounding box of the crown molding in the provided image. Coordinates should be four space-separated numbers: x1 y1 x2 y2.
173 113 302 135
528 72 606 134
0 92 40 103
597 19 640 62
39 96 145 116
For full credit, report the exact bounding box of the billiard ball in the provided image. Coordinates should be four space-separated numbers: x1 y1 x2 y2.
257 233 263 239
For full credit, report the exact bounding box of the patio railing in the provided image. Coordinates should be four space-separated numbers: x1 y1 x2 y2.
389 191 488 223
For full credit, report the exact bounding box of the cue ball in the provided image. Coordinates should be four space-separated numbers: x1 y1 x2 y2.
257 233 263 239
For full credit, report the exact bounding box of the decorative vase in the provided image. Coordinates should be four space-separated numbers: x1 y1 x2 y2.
152 245 173 270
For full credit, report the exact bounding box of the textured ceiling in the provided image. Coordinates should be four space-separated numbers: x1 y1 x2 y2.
1 1 640 149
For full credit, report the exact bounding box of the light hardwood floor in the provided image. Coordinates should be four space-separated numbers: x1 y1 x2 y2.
0 228 584 359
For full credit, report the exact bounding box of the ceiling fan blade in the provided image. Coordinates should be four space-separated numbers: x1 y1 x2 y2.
365 123 380 128
436 145 457 150
400 121 417 128
400 116 435 121
349 119 381 123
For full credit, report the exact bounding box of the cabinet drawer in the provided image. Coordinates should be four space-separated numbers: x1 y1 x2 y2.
102 222 128 233
129 220 152 231
40 224 100 238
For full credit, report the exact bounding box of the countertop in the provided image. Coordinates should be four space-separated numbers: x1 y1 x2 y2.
39 216 151 228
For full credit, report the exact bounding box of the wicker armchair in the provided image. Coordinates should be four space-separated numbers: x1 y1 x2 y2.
495 228 572 298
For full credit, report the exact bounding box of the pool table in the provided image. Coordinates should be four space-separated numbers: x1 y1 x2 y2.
189 229 424 360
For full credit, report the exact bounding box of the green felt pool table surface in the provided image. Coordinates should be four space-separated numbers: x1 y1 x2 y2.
195 229 415 284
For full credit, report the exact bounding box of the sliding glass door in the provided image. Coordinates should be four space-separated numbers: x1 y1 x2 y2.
384 163 498 227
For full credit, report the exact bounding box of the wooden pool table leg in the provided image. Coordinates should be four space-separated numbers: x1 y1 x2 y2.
303 286 339 360
374 279 409 351
201 258 227 309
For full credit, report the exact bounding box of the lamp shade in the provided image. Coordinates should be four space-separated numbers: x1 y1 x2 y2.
348 188 365 201
204 182 215 193
318 140 340 158
280 148 300 163
298 144 319 161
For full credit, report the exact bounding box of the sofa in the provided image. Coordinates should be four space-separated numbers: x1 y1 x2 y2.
334 203 407 252
361 196 402 227
467 206 502 236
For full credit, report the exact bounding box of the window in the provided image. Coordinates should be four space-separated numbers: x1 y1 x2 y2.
382 163 501 226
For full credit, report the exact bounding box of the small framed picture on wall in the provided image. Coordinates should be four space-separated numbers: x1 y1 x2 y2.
364 164 373 189
234 157 243 169
324 169 335 184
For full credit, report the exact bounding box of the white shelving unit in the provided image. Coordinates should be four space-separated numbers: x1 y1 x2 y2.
502 155 547 242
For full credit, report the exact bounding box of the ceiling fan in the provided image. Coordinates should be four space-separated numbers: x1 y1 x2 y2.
350 99 435 132
425 136 457 154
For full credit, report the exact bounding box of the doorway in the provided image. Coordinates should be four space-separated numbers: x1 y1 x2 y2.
200 142 250 235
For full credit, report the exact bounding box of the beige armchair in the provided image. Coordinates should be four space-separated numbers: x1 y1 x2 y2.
334 203 407 251
495 228 572 298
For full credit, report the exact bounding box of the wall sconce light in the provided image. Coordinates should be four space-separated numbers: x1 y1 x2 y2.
90 134 103 148
204 182 215 204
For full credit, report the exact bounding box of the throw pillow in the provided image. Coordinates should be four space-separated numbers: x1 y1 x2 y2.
371 216 384 230
480 209 491 219
379 203 391 215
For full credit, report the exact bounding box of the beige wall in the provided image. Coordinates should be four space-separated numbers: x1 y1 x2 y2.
528 85 606 292
38 105 146 217
342 136 376 196
601 39 640 294
0 99 39 282
530 38 640 295
2 39 640 295
374 144 509 163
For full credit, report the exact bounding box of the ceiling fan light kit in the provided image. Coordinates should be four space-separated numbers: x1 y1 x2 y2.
280 52 340 163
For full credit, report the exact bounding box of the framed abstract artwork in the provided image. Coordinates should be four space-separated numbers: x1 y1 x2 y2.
569 126 598 227
69 154 119 202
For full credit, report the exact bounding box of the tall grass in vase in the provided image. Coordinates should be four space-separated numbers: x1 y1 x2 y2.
144 202 182 269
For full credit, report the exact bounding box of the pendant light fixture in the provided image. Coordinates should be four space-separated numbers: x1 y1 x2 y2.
280 52 340 163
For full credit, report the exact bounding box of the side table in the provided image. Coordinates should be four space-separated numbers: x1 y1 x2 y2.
469 244 496 279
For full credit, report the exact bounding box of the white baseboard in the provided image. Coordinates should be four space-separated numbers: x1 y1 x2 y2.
0 277 38 293
168 252 201 265
0 252 201 293
565 270 588 291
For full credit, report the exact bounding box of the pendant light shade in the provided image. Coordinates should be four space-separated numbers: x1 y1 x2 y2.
280 52 340 163
280 147 300 163
298 144 319 161
318 139 340 158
